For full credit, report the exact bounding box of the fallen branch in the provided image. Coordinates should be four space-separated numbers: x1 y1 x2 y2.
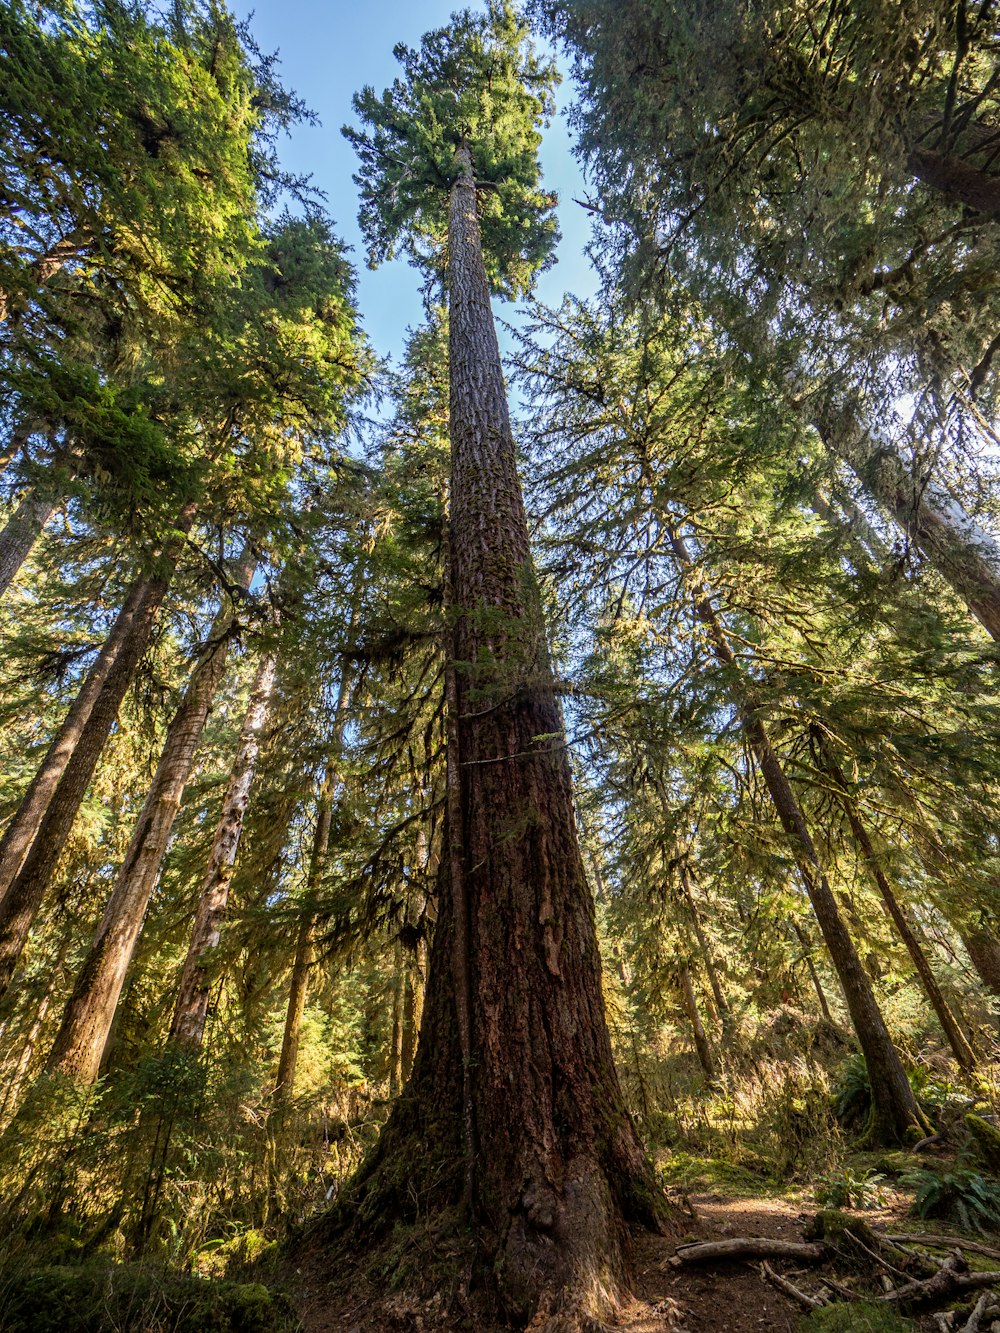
669 1237 825 1267
881 1254 1000 1310
760 1260 827 1311
880 1233 1000 1263
963 1291 993 1333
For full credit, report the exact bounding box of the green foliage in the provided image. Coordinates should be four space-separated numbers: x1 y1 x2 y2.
799 1302 915 1333
344 0 559 297
0 1262 297 1333
815 1166 888 1211
899 1166 1000 1233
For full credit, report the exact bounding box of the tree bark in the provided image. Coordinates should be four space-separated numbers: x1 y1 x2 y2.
791 920 834 1022
273 667 354 1103
168 644 277 1048
336 145 670 1325
0 491 58 597
906 145 1000 219
817 744 977 1071
679 864 732 1036
668 527 928 1144
815 406 1000 641
44 556 253 1081
0 555 186 998
678 965 717 1083
0 227 92 323
962 927 1000 999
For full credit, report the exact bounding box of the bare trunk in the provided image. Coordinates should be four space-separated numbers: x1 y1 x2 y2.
818 747 977 1071
0 557 184 998
815 407 1000 641
679 864 732 1035
962 927 1000 999
678 965 717 1083
45 559 252 1081
0 491 57 596
273 668 354 1102
906 145 1000 219
389 939 405 1097
168 646 278 1048
669 527 927 1144
791 920 833 1022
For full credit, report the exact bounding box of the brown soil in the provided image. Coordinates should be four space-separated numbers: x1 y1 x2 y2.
292 1192 880 1332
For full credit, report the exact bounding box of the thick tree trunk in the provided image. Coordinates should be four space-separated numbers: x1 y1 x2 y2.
669 528 927 1144
168 646 277 1047
274 668 354 1103
962 927 1000 999
818 747 977 1071
907 145 1000 219
45 561 252 1081
0 491 58 596
815 406 1000 640
0 561 182 998
678 965 717 1083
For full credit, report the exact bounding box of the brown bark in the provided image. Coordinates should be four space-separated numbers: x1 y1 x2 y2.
0 491 58 596
792 920 834 1022
273 668 354 1103
400 937 426 1082
336 145 670 1325
679 864 732 1035
0 556 184 998
669 528 927 1144
678 964 717 1083
389 938 405 1098
817 747 977 1071
962 927 1000 998
45 558 253 1081
169 645 277 1048
815 407 1000 641
907 145 1000 219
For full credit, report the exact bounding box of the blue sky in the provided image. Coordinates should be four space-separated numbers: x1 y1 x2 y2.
229 0 597 366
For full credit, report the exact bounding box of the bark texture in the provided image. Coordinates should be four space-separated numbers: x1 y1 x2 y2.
907 145 1000 218
0 490 57 596
678 965 716 1083
669 528 927 1144
335 147 669 1327
963 927 1000 999
169 646 277 1047
45 562 252 1081
815 406 1000 641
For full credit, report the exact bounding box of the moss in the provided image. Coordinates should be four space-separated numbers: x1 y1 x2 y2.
0 1262 299 1333
798 1302 916 1332
966 1114 1000 1175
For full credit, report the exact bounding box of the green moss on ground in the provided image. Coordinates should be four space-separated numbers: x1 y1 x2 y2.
799 1302 915 1332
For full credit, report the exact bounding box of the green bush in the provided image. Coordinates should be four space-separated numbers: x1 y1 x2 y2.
0 1262 299 1333
899 1167 1000 1233
799 1301 914 1332
815 1167 888 1210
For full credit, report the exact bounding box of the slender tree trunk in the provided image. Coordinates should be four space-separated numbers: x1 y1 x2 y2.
340 145 670 1324
668 527 927 1144
0 227 92 323
168 645 278 1047
815 406 1000 640
0 491 58 596
817 746 977 1071
679 864 732 1037
791 920 834 1022
44 560 253 1081
389 939 405 1097
0 556 186 998
678 965 716 1083
273 668 354 1103
0 935 70 1119
400 938 426 1083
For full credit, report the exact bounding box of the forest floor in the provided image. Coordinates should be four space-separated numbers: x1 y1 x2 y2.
293 1189 926 1332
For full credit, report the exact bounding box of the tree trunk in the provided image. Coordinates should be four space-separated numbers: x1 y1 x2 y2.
44 560 252 1081
400 937 426 1083
168 645 277 1048
0 227 92 323
0 491 58 597
791 920 834 1022
906 145 1000 219
668 527 928 1144
389 938 405 1098
273 668 354 1103
817 746 977 1071
679 864 732 1037
962 927 1000 999
815 406 1000 641
336 145 670 1326
0 558 184 998
678 965 717 1083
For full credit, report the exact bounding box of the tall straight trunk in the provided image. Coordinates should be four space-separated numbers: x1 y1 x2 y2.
791 920 834 1022
347 145 667 1320
0 561 183 998
0 491 58 596
400 937 426 1083
817 746 977 1071
678 965 716 1083
815 406 1000 640
962 927 1000 999
45 560 253 1082
668 528 927 1143
389 938 405 1097
273 668 354 1103
168 646 278 1047
679 864 732 1036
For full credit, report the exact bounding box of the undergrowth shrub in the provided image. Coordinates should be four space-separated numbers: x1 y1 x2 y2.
899 1166 1000 1233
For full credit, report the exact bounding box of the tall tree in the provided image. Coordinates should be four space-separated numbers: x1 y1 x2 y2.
339 5 669 1322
